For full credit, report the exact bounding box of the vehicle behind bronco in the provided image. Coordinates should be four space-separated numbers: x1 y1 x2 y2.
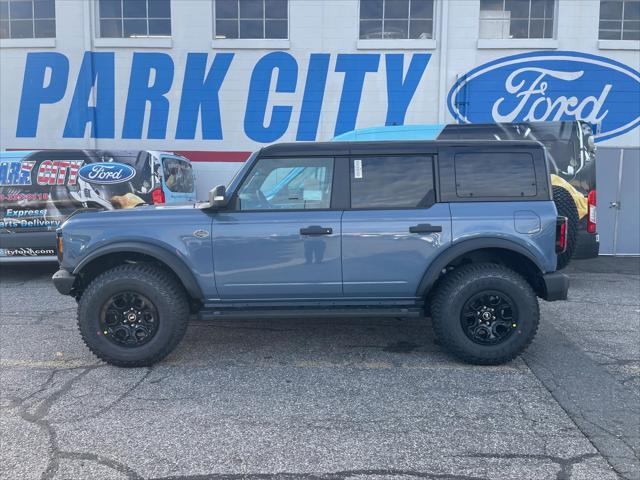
53 140 569 367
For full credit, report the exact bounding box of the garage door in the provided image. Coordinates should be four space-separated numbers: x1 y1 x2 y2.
597 148 640 256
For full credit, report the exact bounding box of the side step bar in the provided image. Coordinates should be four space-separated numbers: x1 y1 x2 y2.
199 307 424 320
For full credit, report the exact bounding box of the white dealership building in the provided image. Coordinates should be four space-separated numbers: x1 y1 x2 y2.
0 0 639 254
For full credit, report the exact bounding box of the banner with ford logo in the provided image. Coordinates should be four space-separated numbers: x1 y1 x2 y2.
0 150 158 251
447 51 640 142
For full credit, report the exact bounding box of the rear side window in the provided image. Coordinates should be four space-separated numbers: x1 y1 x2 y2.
350 156 435 209
162 158 194 193
454 152 537 198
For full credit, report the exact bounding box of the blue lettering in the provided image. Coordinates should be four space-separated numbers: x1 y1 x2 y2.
16 53 69 138
63 52 115 139
244 52 298 143
385 54 431 126
0 161 34 186
296 54 330 141
122 53 174 139
176 53 234 140
334 54 380 137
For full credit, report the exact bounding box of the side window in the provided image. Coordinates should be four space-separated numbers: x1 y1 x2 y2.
237 157 333 210
454 152 537 198
350 156 435 209
162 158 194 193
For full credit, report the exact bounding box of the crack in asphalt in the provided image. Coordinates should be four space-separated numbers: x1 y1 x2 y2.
151 469 491 480
5 365 101 480
57 450 144 480
23 367 98 480
523 325 640 480
55 367 152 424
1 362 155 480
461 453 599 480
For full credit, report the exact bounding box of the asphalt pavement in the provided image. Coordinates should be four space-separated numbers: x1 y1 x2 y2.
0 257 638 480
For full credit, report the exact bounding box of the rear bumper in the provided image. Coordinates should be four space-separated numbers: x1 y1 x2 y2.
541 272 569 301
52 269 76 296
574 228 600 259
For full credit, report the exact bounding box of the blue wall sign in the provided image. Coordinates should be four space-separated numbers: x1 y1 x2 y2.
15 52 432 143
447 51 640 142
78 162 136 184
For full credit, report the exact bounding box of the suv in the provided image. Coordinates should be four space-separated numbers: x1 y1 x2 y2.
52 140 569 367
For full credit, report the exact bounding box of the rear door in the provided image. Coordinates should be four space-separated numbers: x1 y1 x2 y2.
161 156 196 203
341 154 451 297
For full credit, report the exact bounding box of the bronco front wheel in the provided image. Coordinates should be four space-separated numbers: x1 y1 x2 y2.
77 264 189 367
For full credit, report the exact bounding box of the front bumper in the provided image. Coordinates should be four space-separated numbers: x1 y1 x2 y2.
52 269 76 295
541 271 569 301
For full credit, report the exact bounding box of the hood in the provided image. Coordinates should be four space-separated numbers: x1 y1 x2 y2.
60 202 208 231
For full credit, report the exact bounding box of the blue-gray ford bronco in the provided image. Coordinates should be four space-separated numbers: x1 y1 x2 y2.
52 140 569 367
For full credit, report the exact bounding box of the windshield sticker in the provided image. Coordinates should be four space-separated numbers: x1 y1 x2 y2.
354 159 363 179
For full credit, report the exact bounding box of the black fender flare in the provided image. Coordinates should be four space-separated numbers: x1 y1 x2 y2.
73 242 203 300
416 238 544 297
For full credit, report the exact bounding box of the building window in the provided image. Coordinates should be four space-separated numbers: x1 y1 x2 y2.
97 0 171 38
0 0 55 39
359 0 434 39
599 0 640 40
214 0 288 39
479 0 555 39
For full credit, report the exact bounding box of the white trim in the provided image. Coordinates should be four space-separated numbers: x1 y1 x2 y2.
477 38 558 49
437 0 449 122
0 38 55 48
211 38 290 49
598 40 640 51
211 0 290 45
92 37 172 48
356 39 437 50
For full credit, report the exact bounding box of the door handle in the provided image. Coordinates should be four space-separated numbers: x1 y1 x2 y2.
409 223 442 233
610 201 621 209
300 225 333 235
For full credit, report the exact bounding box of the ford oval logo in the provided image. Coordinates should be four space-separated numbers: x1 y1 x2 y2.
78 162 136 184
447 51 640 142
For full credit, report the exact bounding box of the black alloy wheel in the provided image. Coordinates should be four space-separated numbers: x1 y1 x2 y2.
460 291 517 345
99 291 159 347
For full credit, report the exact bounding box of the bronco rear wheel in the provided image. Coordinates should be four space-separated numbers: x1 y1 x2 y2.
78 264 189 367
431 263 539 365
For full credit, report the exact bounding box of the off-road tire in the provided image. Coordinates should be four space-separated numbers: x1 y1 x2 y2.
553 186 579 270
431 263 539 365
77 264 189 367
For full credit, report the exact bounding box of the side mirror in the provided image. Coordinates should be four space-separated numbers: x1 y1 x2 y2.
208 185 228 208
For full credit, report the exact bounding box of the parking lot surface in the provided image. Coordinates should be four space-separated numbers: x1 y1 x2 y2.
1 257 638 480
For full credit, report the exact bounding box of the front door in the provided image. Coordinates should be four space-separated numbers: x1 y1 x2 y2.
341 155 451 297
212 156 342 299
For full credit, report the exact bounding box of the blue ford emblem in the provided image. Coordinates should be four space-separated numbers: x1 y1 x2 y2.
78 162 136 184
447 51 640 142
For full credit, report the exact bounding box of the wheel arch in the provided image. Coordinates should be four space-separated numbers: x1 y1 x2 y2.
418 238 546 298
72 242 203 302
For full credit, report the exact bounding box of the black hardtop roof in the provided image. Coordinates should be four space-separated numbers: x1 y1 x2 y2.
258 140 545 157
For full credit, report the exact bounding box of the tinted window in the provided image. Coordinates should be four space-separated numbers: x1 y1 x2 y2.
162 158 194 193
237 157 333 210
454 152 537 197
350 156 435 208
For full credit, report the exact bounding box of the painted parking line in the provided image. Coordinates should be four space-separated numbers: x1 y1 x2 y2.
0 359 101 369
